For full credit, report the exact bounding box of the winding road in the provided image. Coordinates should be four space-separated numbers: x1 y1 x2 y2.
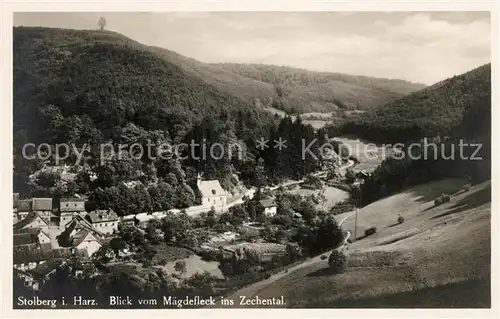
225 159 355 211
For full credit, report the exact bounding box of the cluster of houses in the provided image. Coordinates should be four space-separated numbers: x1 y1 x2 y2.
12 175 280 291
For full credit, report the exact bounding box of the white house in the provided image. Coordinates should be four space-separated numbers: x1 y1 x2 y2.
60 216 105 257
71 230 102 257
259 198 278 217
85 209 119 235
197 174 227 212
32 198 53 222
13 212 49 232
135 213 156 229
59 198 86 226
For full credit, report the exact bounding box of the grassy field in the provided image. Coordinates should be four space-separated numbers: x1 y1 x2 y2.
162 254 224 279
332 136 391 173
222 179 491 308
152 244 194 263
288 185 350 210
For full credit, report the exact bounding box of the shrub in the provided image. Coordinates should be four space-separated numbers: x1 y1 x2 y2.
397 215 405 224
364 227 377 237
442 194 451 202
320 255 328 260
263 272 272 279
434 197 443 206
328 250 347 274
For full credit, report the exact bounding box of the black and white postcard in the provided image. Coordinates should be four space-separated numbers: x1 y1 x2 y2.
2 2 497 317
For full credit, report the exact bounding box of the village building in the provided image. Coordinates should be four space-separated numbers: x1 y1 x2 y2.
16 199 33 221
85 209 119 235
259 198 278 217
135 213 156 229
60 215 105 257
14 258 66 291
13 212 49 232
59 198 87 226
32 198 53 222
197 174 227 211
13 228 51 249
120 214 137 228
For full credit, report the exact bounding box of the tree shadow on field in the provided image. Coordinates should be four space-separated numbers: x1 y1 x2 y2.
410 179 464 204
306 267 335 277
431 185 491 220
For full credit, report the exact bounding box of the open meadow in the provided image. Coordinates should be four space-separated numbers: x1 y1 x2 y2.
223 179 491 308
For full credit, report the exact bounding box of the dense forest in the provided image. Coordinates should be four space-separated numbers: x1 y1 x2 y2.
345 64 491 205
13 27 333 214
339 64 491 144
216 63 425 113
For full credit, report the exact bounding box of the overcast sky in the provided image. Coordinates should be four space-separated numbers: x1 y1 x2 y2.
14 12 490 85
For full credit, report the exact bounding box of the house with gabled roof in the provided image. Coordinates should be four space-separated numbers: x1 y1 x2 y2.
14 227 51 249
13 212 49 232
197 174 227 212
59 198 87 226
85 209 119 235
16 199 33 221
32 198 53 221
258 198 278 217
70 229 103 257
59 215 104 257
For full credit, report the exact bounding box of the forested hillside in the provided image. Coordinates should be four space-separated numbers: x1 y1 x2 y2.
340 64 491 144
345 64 491 206
12 27 327 213
216 63 425 113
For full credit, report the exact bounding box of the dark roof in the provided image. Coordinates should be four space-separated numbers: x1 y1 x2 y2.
13 193 19 208
32 198 53 211
17 200 32 212
87 209 119 223
29 258 66 279
60 198 86 212
13 212 48 232
65 215 105 238
259 198 276 208
13 233 39 246
61 198 86 202
72 229 102 246
14 227 42 235
13 246 78 264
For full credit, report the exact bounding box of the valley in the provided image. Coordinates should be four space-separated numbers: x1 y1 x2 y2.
11 20 491 310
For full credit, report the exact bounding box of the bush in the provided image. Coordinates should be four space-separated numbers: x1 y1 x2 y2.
435 194 450 206
328 250 347 274
364 227 377 237
320 255 328 260
434 197 443 206
397 215 405 224
263 272 272 279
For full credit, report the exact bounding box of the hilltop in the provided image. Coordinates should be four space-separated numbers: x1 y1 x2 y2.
340 63 491 144
13 27 275 147
222 179 491 307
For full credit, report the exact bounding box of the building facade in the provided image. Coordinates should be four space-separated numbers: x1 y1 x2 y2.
86 209 119 235
197 174 227 212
